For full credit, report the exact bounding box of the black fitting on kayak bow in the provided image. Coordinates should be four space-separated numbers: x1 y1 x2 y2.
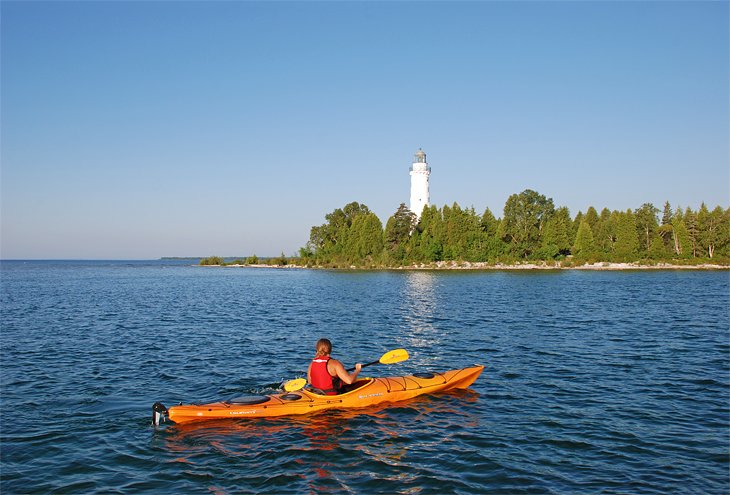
152 402 168 426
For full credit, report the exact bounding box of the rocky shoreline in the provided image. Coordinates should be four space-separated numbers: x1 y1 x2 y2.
419 261 728 270
217 261 728 271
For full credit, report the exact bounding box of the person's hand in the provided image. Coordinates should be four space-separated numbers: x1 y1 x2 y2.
355 363 362 372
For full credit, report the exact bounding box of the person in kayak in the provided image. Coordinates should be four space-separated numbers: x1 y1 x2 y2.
307 338 362 395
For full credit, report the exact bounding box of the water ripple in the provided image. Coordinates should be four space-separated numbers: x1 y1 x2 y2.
1 262 728 493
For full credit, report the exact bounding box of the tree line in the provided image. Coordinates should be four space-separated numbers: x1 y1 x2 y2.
199 254 290 266
297 190 730 267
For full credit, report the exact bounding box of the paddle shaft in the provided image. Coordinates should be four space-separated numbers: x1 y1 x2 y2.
347 360 378 372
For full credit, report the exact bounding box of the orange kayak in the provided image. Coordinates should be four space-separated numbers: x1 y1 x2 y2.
153 364 483 425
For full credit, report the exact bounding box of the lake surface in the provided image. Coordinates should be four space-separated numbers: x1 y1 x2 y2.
1 261 728 494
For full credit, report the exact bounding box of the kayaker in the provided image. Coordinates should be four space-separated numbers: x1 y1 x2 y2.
307 338 362 395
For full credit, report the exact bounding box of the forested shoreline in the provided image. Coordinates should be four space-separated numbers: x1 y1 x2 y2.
298 190 729 268
200 189 729 268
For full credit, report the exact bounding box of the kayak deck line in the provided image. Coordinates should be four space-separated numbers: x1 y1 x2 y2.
153 364 484 425
381 371 449 392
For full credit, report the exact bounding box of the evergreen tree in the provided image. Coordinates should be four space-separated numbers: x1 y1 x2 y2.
464 206 486 261
539 206 572 259
440 203 483 261
594 208 616 256
481 207 499 237
572 219 596 260
697 203 712 257
350 212 384 263
444 203 468 260
661 201 673 225
657 201 674 250
698 204 727 259
384 203 416 264
719 207 730 258
684 207 699 257
635 203 659 253
649 234 668 260
424 205 445 262
671 209 691 258
614 209 639 261
572 211 584 242
411 205 443 262
440 204 455 260
479 207 505 261
585 207 599 230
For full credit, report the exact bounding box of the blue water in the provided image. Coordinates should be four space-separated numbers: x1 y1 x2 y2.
1 261 728 494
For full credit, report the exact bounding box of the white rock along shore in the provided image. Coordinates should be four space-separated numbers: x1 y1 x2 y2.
217 261 727 270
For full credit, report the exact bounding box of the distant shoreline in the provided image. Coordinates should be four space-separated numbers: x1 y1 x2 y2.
210 261 729 271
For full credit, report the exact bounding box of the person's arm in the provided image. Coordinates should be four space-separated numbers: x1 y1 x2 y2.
307 362 313 385
330 360 362 385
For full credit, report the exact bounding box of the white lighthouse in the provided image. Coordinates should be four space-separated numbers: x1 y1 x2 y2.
409 148 431 219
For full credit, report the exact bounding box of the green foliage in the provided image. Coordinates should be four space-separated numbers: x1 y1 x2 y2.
308 201 375 266
614 209 639 261
478 207 507 261
199 256 224 266
349 212 384 263
585 207 599 230
657 202 675 251
649 234 668 260
670 212 691 258
635 203 660 253
384 203 416 264
301 194 728 267
501 189 555 259
539 206 572 259
480 208 497 236
697 204 730 259
572 211 584 242
573 220 597 260
593 208 616 256
684 207 700 257
720 208 730 258
661 201 673 226
271 252 288 266
411 205 444 262
441 203 481 260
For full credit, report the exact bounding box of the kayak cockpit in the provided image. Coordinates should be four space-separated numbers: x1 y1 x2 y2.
302 377 373 397
227 395 270 405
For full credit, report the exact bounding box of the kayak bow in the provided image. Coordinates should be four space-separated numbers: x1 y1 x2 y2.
153 364 483 425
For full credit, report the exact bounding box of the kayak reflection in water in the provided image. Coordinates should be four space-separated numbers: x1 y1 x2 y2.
307 338 362 395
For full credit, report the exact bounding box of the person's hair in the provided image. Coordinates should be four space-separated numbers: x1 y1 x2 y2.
315 338 332 357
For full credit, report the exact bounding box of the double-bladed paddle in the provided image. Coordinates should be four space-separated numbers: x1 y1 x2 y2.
283 348 409 392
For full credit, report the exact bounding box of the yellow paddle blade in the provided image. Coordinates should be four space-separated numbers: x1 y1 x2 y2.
283 378 307 392
379 348 409 365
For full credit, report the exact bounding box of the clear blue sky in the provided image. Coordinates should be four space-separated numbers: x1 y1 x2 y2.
2 1 728 259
